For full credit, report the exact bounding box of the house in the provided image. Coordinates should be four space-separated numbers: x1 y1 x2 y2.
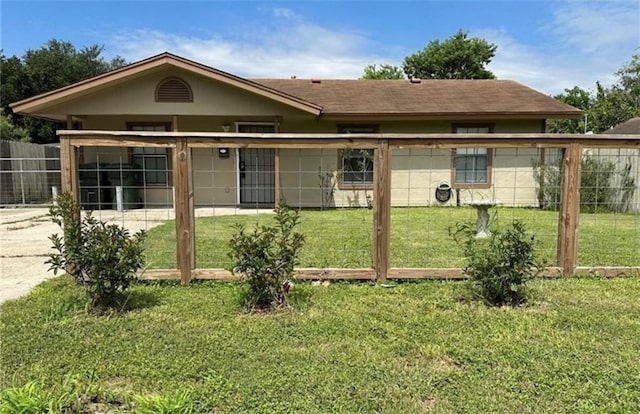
10 52 582 210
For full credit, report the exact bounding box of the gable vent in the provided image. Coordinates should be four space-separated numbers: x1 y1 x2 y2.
155 77 193 102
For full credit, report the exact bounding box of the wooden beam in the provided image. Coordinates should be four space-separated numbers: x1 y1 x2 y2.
174 137 193 284
69 137 175 147
387 268 467 279
373 140 392 281
136 266 640 281
557 141 582 275
194 268 377 280
573 267 640 278
57 130 640 150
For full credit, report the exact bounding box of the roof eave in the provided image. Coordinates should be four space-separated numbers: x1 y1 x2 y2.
319 111 583 120
10 52 322 117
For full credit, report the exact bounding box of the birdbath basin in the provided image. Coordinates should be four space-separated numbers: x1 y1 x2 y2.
465 200 500 238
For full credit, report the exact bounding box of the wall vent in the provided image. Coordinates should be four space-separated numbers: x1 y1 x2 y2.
156 77 193 102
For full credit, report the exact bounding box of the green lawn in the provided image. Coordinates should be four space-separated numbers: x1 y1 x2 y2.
144 207 640 270
2 277 640 412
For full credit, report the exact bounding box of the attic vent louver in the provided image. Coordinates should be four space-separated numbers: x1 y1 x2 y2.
156 77 193 102
410 78 422 84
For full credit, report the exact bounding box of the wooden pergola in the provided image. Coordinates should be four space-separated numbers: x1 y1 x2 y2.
58 128 640 284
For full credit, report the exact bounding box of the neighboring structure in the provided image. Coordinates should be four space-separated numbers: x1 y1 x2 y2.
0 140 60 205
598 117 640 211
10 52 582 209
604 117 640 134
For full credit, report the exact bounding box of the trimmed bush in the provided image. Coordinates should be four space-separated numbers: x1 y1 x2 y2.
451 220 543 306
227 203 305 311
47 193 146 310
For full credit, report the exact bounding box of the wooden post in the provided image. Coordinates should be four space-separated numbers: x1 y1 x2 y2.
274 149 281 206
173 116 196 270
274 117 281 206
174 137 193 284
557 142 581 275
60 117 79 204
373 140 391 281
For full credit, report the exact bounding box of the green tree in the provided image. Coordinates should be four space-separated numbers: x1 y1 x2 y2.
546 86 592 134
361 64 404 80
402 30 497 79
616 52 640 108
1 40 126 144
547 53 640 134
0 110 30 141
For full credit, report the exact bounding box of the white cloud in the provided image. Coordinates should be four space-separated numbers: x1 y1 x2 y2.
107 9 385 79
476 1 639 95
549 1 639 57
106 1 638 95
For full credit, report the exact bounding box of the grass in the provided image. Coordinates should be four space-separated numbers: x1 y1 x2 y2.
144 207 640 270
2 276 640 413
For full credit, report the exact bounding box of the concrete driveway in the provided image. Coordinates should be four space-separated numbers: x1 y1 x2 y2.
1 208 58 303
0 207 270 303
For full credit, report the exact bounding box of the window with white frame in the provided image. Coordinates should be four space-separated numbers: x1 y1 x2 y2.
452 125 493 188
129 124 170 185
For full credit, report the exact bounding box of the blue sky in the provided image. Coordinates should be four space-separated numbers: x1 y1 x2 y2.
1 0 639 95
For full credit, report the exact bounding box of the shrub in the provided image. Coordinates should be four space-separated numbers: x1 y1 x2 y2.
451 220 542 306
533 154 636 212
47 192 83 278
227 203 305 311
47 193 146 310
580 156 618 213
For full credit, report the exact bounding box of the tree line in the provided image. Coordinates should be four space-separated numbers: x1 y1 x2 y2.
1 34 638 144
1 40 126 144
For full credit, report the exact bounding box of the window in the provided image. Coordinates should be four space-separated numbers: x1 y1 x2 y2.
452 125 493 188
338 125 377 188
129 124 170 185
341 149 374 185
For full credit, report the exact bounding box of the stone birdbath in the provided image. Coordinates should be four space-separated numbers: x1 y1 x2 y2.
465 200 500 238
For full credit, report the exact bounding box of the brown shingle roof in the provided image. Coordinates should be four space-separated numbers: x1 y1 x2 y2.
253 79 581 118
604 118 640 134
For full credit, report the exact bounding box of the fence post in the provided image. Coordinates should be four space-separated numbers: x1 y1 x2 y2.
374 139 391 281
59 136 79 205
115 186 124 212
19 159 25 205
557 141 582 275
174 137 193 284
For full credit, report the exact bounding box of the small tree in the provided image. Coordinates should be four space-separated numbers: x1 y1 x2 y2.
227 204 305 311
47 193 146 309
451 220 542 306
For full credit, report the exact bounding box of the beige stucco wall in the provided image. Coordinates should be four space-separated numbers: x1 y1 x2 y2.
279 147 542 208
74 110 548 209
192 148 237 206
48 68 307 118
